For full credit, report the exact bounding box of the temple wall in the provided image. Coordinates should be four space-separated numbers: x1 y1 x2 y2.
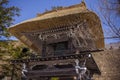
92 49 120 80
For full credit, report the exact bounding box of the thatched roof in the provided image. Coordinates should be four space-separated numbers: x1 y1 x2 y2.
8 2 104 52
9 2 87 33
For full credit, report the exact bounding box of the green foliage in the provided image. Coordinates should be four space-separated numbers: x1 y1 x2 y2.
0 41 26 79
44 6 63 12
51 6 63 10
0 0 20 37
0 0 20 77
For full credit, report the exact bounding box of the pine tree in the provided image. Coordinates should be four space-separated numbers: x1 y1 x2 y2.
0 0 19 37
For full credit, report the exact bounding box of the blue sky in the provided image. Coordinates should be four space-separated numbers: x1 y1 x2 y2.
5 0 119 44
9 0 98 24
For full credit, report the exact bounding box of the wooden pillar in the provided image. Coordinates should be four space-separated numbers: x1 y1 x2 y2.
42 41 47 57
68 37 73 53
11 64 15 80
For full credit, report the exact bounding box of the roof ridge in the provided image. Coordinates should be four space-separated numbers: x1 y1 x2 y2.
37 2 87 17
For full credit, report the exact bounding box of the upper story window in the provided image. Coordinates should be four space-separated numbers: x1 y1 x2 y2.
45 41 69 56
54 41 68 51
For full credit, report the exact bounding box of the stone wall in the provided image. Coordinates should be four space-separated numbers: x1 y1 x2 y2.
92 49 120 80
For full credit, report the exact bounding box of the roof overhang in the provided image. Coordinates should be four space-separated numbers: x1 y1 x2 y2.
8 3 104 52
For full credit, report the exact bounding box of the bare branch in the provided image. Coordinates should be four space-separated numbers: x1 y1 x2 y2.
98 0 120 39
